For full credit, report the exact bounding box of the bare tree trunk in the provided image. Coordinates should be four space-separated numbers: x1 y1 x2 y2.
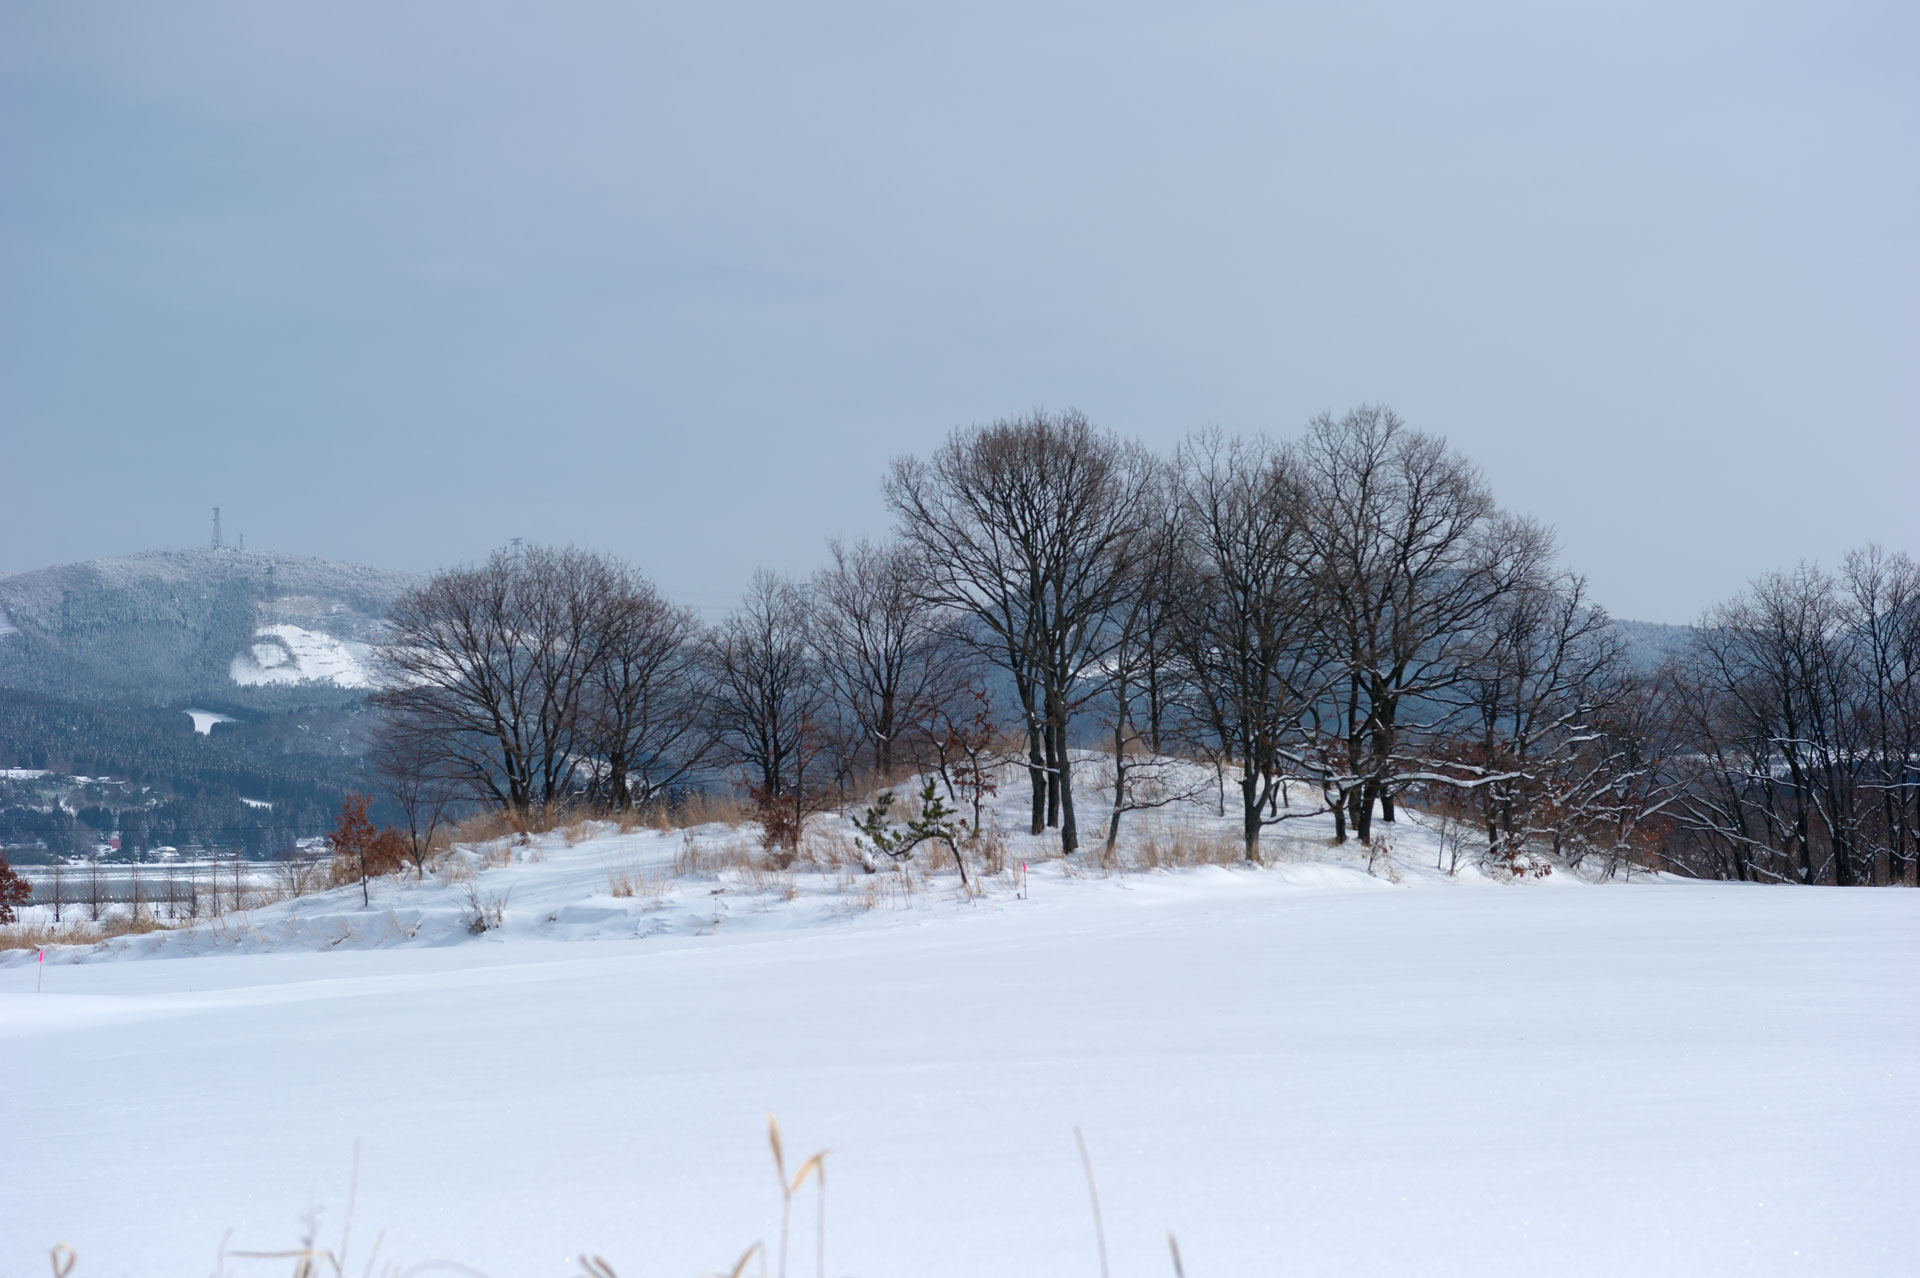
1241 773 1262 860
1056 711 1078 853
1027 723 1047 836
1044 700 1062 829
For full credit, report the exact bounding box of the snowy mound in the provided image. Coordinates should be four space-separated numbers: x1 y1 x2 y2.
7 759 1614 967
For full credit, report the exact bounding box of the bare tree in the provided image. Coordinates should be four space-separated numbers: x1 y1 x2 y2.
1097 484 1202 855
1454 572 1623 854
1167 429 1333 858
1293 406 1547 843
1671 559 1906 885
887 409 1157 854
810 538 965 785
372 717 462 879
513 547 625 807
707 570 833 849
1540 663 1683 878
581 567 711 811
375 545 622 814
84 853 104 922
1842 545 1920 884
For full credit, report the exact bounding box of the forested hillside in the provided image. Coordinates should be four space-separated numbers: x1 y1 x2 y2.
0 548 416 858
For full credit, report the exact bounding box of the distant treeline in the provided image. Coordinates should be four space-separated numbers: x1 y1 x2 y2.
0 687 373 859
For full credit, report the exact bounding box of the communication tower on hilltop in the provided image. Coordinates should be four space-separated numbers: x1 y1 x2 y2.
211 507 223 550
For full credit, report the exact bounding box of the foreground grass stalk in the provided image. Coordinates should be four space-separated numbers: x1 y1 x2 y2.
1075 1126 1109 1278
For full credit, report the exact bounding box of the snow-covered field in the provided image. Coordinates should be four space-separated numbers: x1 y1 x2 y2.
228 623 373 688
4 791 1916 1276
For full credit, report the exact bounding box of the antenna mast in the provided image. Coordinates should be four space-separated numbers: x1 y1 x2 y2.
211 507 223 550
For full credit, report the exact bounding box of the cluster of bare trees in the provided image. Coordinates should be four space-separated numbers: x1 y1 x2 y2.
1666 548 1919 885
367 407 1914 884
373 546 707 832
372 542 976 850
1152 411 1661 866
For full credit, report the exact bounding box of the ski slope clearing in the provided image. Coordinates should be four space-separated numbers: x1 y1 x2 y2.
228 622 374 688
4 815 1916 1275
183 708 237 734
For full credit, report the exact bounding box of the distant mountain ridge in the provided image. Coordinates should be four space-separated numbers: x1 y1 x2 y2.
1609 617 1696 671
0 548 417 706
0 549 421 858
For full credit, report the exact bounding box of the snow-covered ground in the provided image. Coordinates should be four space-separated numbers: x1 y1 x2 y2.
183 708 238 734
228 623 373 688
4 784 1916 1275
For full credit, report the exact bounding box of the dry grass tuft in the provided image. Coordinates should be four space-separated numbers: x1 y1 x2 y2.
100 913 175 938
672 832 759 878
970 828 1008 877
462 883 509 934
450 807 524 846
625 805 672 836
660 791 755 829
2 911 182 950
794 828 867 870
435 792 757 858
842 864 918 912
605 864 674 907
1 920 102 949
1131 830 1253 870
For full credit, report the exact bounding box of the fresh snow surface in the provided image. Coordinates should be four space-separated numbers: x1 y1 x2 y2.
183 708 237 734
228 623 372 688
4 784 1916 1276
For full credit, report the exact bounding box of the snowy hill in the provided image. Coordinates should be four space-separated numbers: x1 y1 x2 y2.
5 756 1612 963
0 547 414 703
4 778 1914 1277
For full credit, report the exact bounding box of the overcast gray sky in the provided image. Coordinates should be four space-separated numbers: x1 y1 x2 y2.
2 2 1913 622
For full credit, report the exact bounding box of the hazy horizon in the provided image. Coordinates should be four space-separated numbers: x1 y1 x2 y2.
4 3 1914 624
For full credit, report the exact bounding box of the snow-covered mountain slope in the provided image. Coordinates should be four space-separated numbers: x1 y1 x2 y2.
229 622 375 688
0 547 414 703
0 549 416 851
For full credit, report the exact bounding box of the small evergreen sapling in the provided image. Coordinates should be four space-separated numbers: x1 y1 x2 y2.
854 778 969 886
